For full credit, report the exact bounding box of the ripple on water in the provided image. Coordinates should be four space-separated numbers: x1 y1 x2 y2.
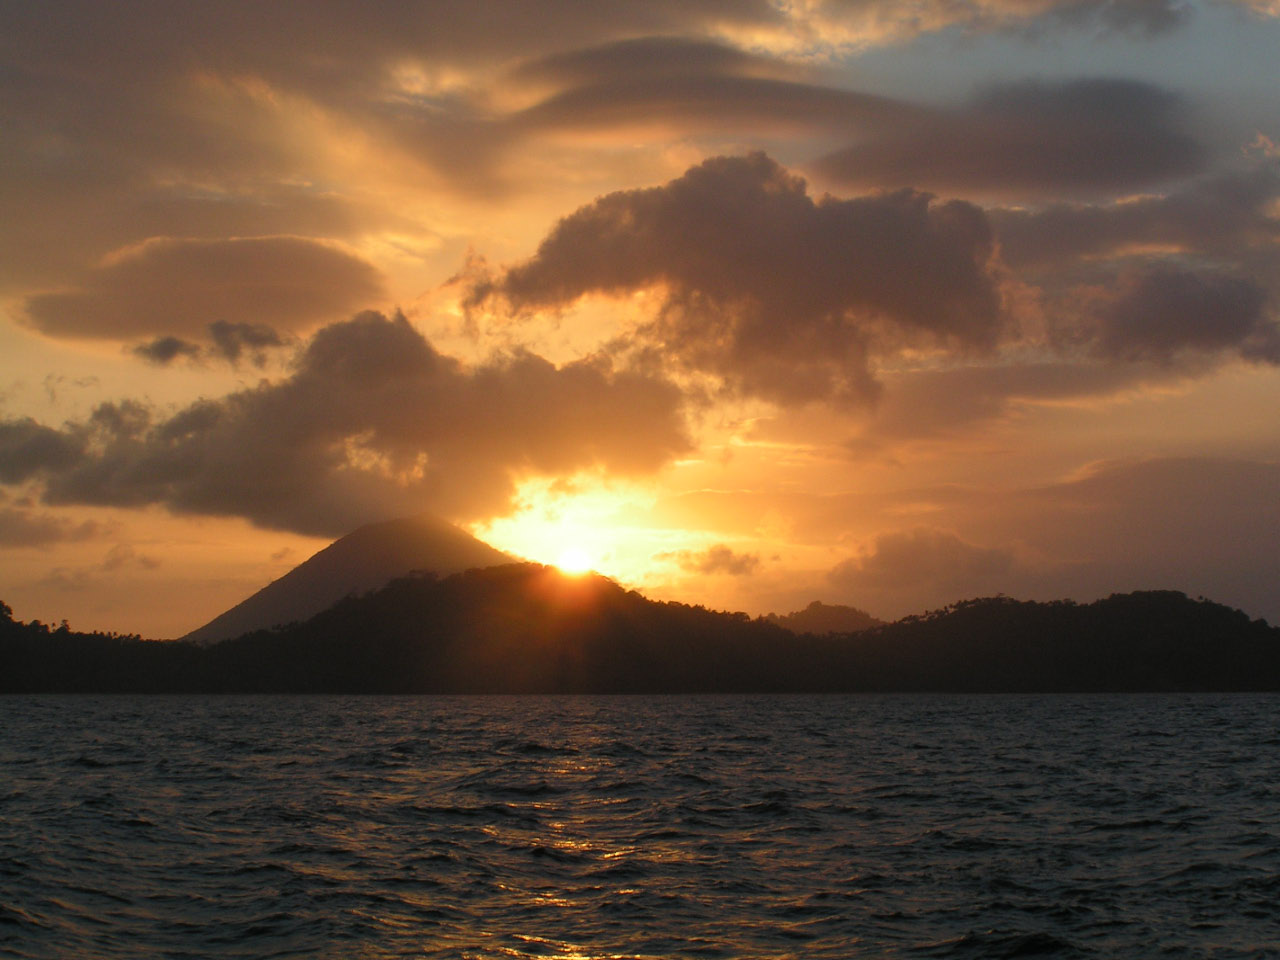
1 694 1279 958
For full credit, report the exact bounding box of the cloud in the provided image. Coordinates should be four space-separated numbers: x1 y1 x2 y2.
0 507 99 547
101 543 160 572
787 0 1195 48
132 322 290 367
663 543 762 576
990 164 1280 270
24 236 384 342
844 359 1197 448
1080 266 1278 363
0 419 85 484
506 37 915 138
960 457 1280 621
0 312 690 536
830 528 1015 595
133 337 204 366
1 0 1265 301
815 79 1205 200
472 153 1009 406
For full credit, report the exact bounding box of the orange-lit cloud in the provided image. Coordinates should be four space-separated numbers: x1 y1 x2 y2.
0 312 690 536
473 153 1008 406
24 237 384 343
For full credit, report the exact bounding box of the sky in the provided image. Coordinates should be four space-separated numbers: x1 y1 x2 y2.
2 0 1278 638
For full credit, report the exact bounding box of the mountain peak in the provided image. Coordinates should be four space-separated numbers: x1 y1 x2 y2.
182 515 510 643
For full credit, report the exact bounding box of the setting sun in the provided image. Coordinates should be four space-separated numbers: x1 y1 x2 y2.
555 546 594 575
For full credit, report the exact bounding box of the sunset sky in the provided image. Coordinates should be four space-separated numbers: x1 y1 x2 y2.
2 0 1278 637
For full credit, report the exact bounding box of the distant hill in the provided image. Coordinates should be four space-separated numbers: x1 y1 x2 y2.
5 569 1278 693
181 515 510 643
768 601 883 635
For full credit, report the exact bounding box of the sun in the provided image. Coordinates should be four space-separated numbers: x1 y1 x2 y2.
555 546 594 575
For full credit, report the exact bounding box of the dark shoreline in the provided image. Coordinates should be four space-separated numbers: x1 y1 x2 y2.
5 564 1278 694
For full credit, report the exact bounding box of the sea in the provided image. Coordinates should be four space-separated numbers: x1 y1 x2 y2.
2 694 1278 959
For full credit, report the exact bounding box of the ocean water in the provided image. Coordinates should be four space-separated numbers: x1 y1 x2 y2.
1 695 1278 959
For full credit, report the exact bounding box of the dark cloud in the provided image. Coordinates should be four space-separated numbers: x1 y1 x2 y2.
990 164 1280 270
1081 266 1278 363
845 360 1196 448
959 457 1280 622
506 37 915 138
133 337 203 366
815 79 1204 200
829 528 1016 607
132 323 289 367
24 237 384 342
808 0 1193 40
663 544 762 576
0 312 690 536
510 37 800 89
101 543 160 572
473 153 1008 406
0 507 100 547
0 419 85 484
0 3 787 258
209 322 289 365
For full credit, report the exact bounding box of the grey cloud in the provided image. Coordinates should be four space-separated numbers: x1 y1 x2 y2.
209 322 289 364
0 508 100 547
101 543 160 572
473 153 1008 406
0 312 690 536
132 323 289 367
847 360 1195 448
960 457 1280 622
809 0 1194 39
1 0 1255 302
663 544 762 576
815 79 1205 200
829 528 1015 607
1083 266 1278 363
24 237 384 342
509 37 802 89
0 419 86 484
133 337 203 365
505 37 915 137
512 73 912 138
990 164 1280 269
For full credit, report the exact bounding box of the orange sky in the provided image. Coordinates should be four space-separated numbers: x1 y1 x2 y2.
2 1 1278 636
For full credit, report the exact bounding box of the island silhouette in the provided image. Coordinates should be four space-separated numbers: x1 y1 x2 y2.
3 560 1277 693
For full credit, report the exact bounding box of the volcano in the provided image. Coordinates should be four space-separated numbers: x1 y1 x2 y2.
182 515 511 644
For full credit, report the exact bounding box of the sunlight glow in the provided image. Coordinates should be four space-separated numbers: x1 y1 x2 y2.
555 546 594 575
472 475 676 584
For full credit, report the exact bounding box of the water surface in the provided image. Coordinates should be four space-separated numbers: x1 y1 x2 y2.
2 694 1278 957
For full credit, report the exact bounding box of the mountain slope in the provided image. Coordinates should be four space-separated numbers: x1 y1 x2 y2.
768 601 884 635
5 571 1279 692
182 515 510 643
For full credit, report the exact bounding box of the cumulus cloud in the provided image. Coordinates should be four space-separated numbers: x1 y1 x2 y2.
0 0 1262 300
662 543 762 576
815 79 1205 200
24 236 384 342
472 153 1009 406
0 312 690 536
1080 266 1278 363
